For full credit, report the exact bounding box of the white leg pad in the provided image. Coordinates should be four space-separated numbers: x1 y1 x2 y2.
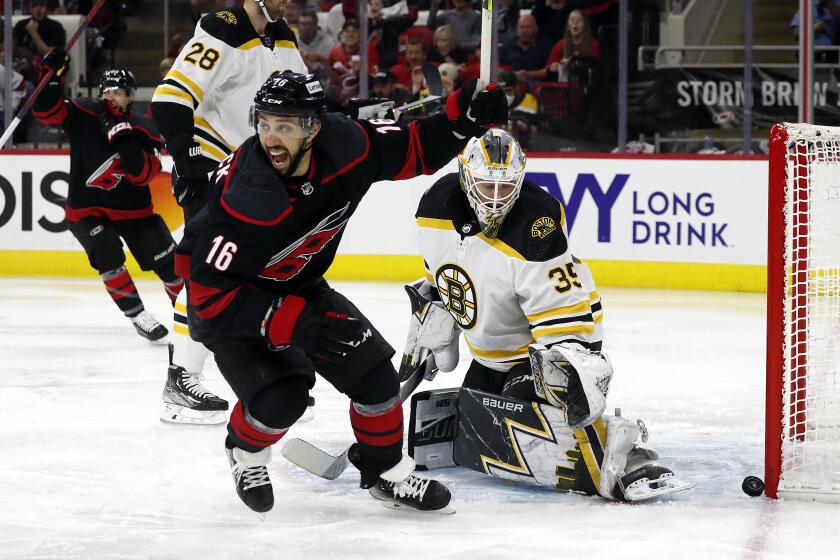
599 416 694 501
599 415 641 499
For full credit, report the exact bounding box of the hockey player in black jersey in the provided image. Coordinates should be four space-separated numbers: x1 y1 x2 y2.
403 129 694 502
150 0 308 425
33 50 182 344
175 70 507 514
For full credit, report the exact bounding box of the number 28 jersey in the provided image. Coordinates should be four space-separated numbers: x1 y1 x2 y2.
152 8 307 163
416 175 604 372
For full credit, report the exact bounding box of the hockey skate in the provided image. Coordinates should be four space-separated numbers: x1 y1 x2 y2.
349 444 454 513
226 438 274 515
161 361 229 425
130 310 168 343
599 415 694 501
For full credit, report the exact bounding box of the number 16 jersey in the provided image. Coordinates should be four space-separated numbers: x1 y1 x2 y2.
415 174 604 372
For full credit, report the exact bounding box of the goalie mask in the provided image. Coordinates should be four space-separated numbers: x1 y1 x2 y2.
458 128 526 238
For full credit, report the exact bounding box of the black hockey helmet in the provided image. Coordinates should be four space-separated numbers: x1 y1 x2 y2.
98 69 137 98
251 70 327 136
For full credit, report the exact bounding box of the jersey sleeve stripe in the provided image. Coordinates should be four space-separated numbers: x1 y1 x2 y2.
526 300 591 322
465 338 532 360
166 70 205 102
416 217 454 230
531 313 594 330
194 126 233 156
196 139 227 162
159 78 199 105
532 323 595 339
152 85 196 109
194 116 235 149
477 233 526 260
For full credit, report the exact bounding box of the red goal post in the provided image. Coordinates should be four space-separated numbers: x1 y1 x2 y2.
766 123 840 502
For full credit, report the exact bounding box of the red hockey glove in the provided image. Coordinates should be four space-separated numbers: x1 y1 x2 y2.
99 100 133 144
262 294 365 365
446 78 509 139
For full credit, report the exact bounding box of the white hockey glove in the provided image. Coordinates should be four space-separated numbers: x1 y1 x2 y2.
528 343 613 428
400 278 460 381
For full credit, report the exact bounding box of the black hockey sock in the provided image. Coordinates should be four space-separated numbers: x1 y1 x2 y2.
101 266 143 317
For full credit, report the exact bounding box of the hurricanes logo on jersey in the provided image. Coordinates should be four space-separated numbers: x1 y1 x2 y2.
435 264 477 330
531 217 556 239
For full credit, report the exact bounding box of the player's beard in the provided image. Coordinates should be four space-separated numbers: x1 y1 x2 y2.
265 137 311 176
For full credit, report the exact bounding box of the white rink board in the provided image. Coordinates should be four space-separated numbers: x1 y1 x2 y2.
0 153 768 266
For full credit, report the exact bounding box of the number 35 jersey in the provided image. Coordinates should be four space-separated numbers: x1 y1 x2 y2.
416 174 604 372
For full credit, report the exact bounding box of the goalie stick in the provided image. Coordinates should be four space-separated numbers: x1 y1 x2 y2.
280 357 435 479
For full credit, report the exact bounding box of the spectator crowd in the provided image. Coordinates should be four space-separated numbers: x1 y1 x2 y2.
2 0 619 145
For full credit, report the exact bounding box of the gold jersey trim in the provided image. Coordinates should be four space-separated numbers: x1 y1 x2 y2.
466 338 533 359
526 299 591 322
416 217 454 230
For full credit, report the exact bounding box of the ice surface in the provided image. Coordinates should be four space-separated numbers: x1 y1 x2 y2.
1 278 837 560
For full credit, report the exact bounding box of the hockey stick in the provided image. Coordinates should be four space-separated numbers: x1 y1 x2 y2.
480 0 493 83
0 0 108 148
280 357 434 480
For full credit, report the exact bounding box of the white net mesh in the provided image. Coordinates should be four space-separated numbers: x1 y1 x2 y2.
779 123 840 499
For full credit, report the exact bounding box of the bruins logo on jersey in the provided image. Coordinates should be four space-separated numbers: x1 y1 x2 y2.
531 217 556 239
216 10 237 24
435 264 477 330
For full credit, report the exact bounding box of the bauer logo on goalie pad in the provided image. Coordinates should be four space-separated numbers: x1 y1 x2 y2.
482 397 524 413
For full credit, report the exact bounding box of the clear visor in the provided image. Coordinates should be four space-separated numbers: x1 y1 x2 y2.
100 86 133 99
252 108 318 139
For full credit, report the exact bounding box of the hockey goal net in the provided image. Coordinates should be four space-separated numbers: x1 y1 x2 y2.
766 123 840 502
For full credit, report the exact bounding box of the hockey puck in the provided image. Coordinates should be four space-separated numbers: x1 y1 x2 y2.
742 476 765 497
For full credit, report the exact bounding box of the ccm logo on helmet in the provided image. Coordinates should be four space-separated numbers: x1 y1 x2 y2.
482 397 524 413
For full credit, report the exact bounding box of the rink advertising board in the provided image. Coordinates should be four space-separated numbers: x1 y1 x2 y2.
0 152 768 291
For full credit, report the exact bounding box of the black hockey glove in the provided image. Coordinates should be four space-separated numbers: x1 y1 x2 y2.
262 294 365 365
445 78 509 139
42 48 70 83
99 101 133 144
167 135 211 207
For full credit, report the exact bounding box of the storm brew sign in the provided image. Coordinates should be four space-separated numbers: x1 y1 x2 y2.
635 68 840 131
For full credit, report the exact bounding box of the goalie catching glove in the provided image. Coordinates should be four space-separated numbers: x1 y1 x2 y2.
529 343 613 428
262 294 365 365
400 279 460 381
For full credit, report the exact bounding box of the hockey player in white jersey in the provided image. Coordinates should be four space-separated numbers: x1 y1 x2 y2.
150 0 310 424
403 128 693 501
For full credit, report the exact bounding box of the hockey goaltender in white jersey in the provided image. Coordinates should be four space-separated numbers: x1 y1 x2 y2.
403 129 693 502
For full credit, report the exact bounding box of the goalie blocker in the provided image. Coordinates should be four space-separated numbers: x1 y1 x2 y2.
408 387 693 501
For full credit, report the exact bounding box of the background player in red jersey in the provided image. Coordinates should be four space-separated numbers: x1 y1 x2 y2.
175 70 507 514
33 49 182 343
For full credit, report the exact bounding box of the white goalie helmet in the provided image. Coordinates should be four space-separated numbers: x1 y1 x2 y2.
458 128 526 238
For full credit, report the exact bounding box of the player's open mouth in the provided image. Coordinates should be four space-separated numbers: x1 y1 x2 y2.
268 148 289 168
